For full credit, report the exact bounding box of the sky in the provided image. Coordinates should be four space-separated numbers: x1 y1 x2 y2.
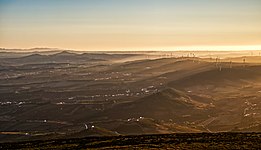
0 0 261 51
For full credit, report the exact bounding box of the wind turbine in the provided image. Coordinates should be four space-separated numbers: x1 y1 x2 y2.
243 58 246 68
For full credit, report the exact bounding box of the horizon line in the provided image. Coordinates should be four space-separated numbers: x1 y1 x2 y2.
1 45 261 52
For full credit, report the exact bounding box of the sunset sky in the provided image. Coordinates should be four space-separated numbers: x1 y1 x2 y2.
0 0 261 51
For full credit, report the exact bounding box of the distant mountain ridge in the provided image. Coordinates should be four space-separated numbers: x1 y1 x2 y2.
0 51 139 64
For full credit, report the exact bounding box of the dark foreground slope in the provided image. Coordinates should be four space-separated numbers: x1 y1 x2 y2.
0 133 260 150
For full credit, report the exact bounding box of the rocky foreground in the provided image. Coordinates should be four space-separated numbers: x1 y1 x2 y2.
0 133 260 149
